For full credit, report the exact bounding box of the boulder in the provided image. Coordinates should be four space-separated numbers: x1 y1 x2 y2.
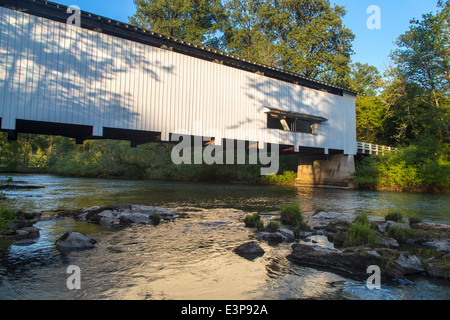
75 205 179 228
373 221 410 234
16 212 41 228
379 237 400 249
411 223 450 242
254 230 296 243
298 231 313 238
55 232 97 251
312 211 350 222
255 232 284 243
233 241 265 259
422 239 450 253
396 252 425 274
277 228 296 242
287 244 424 280
425 256 450 279
15 226 40 239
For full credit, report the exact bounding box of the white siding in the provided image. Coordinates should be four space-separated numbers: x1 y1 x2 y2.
0 7 357 155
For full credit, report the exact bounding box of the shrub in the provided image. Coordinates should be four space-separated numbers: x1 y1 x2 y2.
409 216 423 226
255 219 265 232
386 225 416 243
352 140 450 192
0 206 17 235
385 212 403 222
353 212 369 225
261 171 297 184
151 212 161 225
280 203 308 230
265 220 280 232
345 213 379 247
243 214 262 228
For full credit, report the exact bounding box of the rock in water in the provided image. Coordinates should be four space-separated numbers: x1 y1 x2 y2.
396 252 425 274
233 241 265 259
55 232 97 251
287 244 409 280
422 239 450 253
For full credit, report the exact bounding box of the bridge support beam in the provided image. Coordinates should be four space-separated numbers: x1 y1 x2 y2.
295 154 357 189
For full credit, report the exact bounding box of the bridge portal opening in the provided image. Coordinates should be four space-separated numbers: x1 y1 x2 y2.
265 108 328 135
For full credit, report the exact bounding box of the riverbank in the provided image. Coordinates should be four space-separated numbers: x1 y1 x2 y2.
352 141 450 193
1 133 449 193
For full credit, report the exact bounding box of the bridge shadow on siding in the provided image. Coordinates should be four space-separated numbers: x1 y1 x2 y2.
1 13 175 139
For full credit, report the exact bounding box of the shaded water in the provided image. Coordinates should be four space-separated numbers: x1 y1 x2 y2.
0 174 449 300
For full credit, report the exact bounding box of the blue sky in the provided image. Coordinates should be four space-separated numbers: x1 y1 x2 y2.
55 0 441 74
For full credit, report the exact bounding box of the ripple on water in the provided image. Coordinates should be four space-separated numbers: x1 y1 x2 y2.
0 174 449 300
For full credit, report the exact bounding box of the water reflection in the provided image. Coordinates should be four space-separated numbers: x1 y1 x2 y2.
1 174 449 223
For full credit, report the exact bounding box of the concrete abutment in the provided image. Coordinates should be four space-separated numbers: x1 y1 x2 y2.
295 154 357 189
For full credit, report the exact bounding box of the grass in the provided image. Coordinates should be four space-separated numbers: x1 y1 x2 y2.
344 212 379 247
353 212 369 225
0 205 17 235
385 212 403 222
243 214 262 228
151 212 161 225
409 216 423 226
255 219 265 232
386 225 416 243
280 203 308 230
264 220 280 232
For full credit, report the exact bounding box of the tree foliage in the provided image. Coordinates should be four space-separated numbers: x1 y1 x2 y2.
259 0 354 84
222 0 276 65
389 0 450 144
130 0 355 85
129 0 226 47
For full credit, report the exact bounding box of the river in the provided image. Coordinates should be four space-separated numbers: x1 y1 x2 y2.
0 174 449 300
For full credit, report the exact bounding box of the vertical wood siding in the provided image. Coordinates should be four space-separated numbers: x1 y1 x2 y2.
0 7 357 155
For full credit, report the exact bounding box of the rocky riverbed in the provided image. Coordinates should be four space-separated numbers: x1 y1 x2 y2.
235 210 450 281
3 205 450 282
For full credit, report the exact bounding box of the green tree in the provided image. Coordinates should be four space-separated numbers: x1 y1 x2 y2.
345 62 386 144
390 0 450 143
259 0 355 84
346 62 383 96
222 0 276 65
381 67 425 145
129 0 226 47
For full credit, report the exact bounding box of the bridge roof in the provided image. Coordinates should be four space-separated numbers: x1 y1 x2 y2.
2 0 359 97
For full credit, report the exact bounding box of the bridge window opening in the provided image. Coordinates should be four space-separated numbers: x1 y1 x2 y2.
266 108 328 135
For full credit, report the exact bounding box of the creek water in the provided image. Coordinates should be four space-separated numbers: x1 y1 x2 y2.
0 174 449 300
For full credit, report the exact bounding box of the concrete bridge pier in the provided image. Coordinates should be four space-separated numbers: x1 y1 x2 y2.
295 154 357 189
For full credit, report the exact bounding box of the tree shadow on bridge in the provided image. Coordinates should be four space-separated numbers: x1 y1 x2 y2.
0 8 176 133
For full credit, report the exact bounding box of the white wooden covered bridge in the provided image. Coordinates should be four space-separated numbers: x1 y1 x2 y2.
0 0 362 187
